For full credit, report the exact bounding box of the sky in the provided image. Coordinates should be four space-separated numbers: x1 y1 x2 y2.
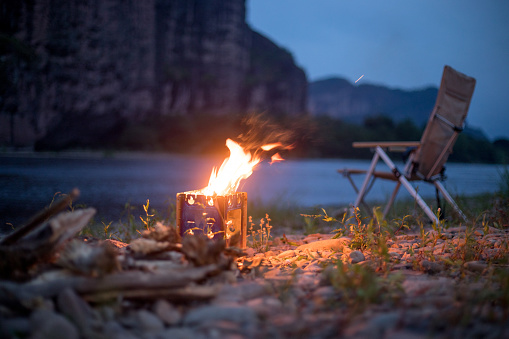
247 0 509 140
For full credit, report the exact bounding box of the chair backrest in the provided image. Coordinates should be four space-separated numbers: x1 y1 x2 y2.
411 65 476 180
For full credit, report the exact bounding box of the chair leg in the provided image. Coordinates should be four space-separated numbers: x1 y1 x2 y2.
383 181 401 219
345 173 373 211
434 181 468 222
353 152 380 210
375 146 439 224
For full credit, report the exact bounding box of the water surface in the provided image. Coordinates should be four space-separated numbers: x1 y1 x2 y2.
0 153 504 230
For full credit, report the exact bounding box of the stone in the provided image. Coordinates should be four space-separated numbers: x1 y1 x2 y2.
349 250 365 264
296 237 350 252
29 309 79 339
419 260 443 274
56 288 99 332
277 250 295 258
136 310 164 333
183 305 257 328
153 299 182 326
245 296 283 316
0 317 30 338
464 261 487 273
102 321 139 339
5 1 307 148
159 328 204 339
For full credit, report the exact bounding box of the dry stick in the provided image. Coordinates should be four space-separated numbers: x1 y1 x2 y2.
0 264 223 302
0 188 80 246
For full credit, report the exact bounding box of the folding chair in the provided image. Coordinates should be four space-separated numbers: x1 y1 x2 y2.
339 65 476 224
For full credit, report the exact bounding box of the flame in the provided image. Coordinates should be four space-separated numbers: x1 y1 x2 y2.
261 142 282 151
197 138 291 196
199 139 261 196
270 152 285 165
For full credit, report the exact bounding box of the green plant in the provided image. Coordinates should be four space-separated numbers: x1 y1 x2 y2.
326 260 403 312
247 214 272 252
140 199 156 230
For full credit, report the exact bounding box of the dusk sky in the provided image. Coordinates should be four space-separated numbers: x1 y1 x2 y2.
247 0 509 140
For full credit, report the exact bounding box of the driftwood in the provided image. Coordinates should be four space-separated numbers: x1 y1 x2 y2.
83 284 219 303
0 188 80 246
0 264 223 306
0 192 95 279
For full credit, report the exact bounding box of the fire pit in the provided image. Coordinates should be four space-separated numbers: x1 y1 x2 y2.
176 191 247 248
176 137 290 249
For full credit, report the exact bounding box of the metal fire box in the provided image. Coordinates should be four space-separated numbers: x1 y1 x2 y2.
176 192 247 248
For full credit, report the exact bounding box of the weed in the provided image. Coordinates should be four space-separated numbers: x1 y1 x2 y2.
140 199 156 230
247 214 272 252
325 260 403 312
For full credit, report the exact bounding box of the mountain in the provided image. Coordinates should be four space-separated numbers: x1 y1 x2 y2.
0 0 307 149
308 77 438 127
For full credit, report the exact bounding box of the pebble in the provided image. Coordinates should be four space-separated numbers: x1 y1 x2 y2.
102 321 139 339
464 261 487 273
29 309 79 339
56 288 99 332
136 310 165 333
296 237 350 252
183 305 257 334
419 260 443 274
277 250 295 258
349 250 365 264
153 299 182 326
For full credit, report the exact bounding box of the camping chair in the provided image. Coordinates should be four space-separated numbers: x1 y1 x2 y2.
339 65 476 224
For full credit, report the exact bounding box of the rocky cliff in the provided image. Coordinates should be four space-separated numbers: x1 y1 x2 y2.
308 77 438 127
0 0 307 148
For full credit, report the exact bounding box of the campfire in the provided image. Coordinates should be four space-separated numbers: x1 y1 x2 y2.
176 138 287 248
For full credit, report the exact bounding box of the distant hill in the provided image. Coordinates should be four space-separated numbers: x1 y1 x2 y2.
308 77 438 127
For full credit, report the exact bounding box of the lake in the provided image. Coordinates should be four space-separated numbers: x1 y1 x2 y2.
0 152 505 230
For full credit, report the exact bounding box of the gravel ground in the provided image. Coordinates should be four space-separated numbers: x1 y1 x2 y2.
1 223 508 339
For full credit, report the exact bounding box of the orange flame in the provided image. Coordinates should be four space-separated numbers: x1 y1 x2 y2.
270 152 285 165
197 138 290 196
199 139 261 196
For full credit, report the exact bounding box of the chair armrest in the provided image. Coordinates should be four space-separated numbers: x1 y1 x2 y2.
352 141 420 152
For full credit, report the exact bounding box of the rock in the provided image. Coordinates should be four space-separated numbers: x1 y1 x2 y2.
159 328 204 339
296 238 350 252
136 310 164 333
0 317 30 338
29 309 79 339
102 321 139 339
277 250 295 259
419 260 443 274
153 300 181 326
296 273 320 290
214 281 272 304
349 250 365 264
56 288 99 332
314 286 336 300
464 261 487 273
183 305 257 328
245 297 283 316
244 248 256 257
402 276 454 297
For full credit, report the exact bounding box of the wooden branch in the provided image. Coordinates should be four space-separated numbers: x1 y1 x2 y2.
0 188 80 246
0 208 96 279
0 264 223 303
83 284 219 303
